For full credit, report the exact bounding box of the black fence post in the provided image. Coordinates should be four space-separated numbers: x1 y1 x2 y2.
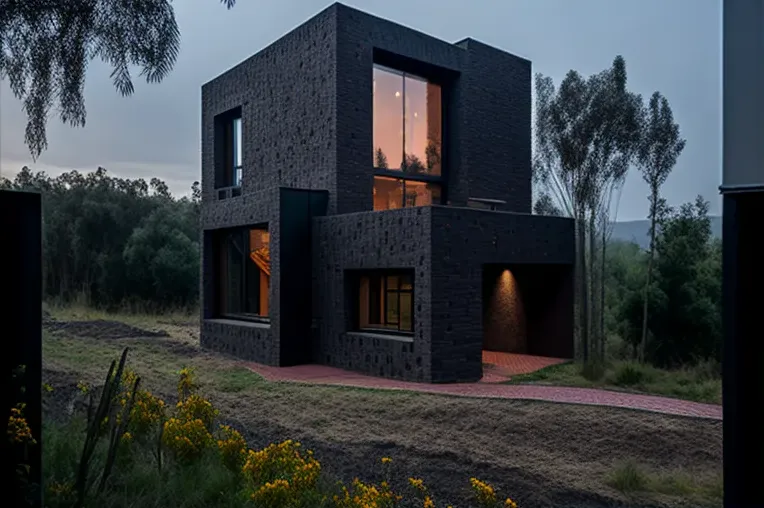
0 189 43 507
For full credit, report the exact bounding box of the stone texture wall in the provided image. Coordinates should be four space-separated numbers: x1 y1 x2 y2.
311 207 433 381
453 39 532 213
428 206 575 382
199 190 282 364
200 319 275 364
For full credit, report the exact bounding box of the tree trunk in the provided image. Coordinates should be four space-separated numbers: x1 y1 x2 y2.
639 190 659 363
588 213 598 362
600 223 607 361
578 213 589 364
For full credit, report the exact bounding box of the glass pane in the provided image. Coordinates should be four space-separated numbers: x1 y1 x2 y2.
233 117 242 168
425 83 442 176
373 176 404 211
225 232 244 314
373 65 404 170
385 291 399 326
234 167 242 187
403 181 440 207
400 274 413 291
403 75 429 175
386 275 399 290
399 292 413 332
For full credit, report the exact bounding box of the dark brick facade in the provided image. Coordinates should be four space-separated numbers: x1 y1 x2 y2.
199 2 575 383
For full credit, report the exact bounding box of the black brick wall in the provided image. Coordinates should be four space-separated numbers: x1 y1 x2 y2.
454 39 532 213
200 5 338 210
429 206 575 382
311 207 433 381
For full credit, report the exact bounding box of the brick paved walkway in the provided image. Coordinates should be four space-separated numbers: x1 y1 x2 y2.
481 351 567 382
243 359 722 420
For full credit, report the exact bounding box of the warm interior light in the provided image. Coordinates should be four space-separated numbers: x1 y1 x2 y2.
413 112 418 118
395 91 400 97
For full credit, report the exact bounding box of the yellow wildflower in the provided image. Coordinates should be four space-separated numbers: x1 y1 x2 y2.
42 383 53 393
381 456 392 464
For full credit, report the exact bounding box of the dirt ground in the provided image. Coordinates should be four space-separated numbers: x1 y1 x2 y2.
42 315 723 508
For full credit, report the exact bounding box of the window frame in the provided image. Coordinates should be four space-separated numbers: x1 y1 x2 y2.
372 64 445 208
355 270 415 335
214 107 243 191
216 225 270 323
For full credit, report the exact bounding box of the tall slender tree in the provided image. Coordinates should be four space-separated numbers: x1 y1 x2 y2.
0 0 237 160
534 56 642 364
636 91 686 362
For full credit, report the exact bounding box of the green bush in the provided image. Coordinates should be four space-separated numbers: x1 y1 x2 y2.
612 362 655 387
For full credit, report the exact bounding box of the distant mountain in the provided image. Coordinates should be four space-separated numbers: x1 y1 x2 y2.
610 216 722 250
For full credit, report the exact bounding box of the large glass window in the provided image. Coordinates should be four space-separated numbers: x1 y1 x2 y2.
357 271 414 333
217 226 270 319
372 65 443 210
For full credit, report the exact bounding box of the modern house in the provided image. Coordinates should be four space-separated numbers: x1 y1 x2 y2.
199 2 575 383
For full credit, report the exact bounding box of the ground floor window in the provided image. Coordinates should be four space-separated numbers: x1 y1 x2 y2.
357 271 413 333
216 225 270 319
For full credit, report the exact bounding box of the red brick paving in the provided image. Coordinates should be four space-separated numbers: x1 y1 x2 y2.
481 350 567 380
242 355 722 421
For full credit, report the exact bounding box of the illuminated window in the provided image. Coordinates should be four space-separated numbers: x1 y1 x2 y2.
357 271 414 333
217 226 270 319
372 65 443 210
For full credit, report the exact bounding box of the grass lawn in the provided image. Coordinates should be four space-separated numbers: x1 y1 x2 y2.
506 359 722 405
40 305 723 508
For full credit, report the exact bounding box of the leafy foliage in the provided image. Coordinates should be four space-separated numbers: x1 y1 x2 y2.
0 0 237 159
0 167 199 310
606 197 721 367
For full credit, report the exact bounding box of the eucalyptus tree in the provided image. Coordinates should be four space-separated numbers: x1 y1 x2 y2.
636 91 686 362
533 56 642 363
0 0 236 160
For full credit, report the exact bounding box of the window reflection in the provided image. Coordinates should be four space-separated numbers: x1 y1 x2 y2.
372 65 442 176
373 177 442 211
373 66 403 170
373 176 403 210
403 181 441 208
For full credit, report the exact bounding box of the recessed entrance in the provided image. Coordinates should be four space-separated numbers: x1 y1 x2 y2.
482 264 574 360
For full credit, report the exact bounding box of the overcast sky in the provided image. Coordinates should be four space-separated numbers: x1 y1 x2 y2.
0 0 721 221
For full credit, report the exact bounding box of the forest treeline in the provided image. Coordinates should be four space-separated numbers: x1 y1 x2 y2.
1 166 720 367
1 167 200 310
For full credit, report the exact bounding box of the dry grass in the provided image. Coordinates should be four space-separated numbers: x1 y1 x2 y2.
42 309 723 508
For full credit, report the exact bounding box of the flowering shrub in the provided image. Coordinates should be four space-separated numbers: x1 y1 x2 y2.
7 404 36 445
242 439 322 502
127 389 166 437
162 417 214 462
333 478 401 508
250 479 294 507
217 424 247 472
176 393 218 431
177 367 198 400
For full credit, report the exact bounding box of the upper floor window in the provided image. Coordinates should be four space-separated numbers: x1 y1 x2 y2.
214 107 243 189
372 65 443 211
